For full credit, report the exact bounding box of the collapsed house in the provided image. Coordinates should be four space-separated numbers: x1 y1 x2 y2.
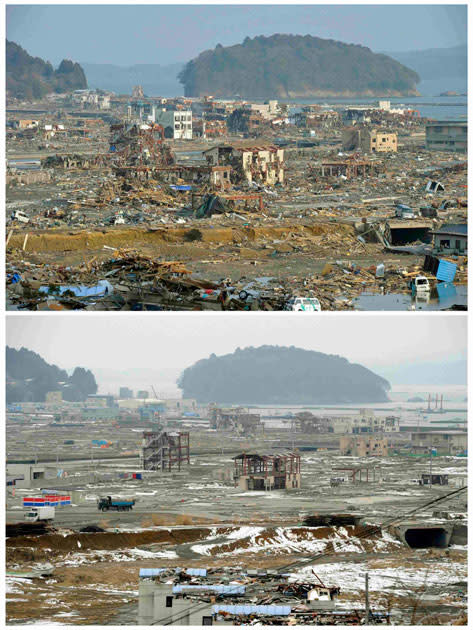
209 407 261 433
233 452 301 491
138 567 346 626
141 431 190 471
320 157 376 178
293 412 332 433
203 144 284 185
109 122 174 167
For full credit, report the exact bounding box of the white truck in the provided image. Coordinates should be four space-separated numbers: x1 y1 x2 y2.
24 506 55 522
409 275 430 295
285 297 322 312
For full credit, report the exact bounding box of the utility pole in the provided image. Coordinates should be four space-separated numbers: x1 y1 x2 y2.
430 434 433 488
365 572 370 625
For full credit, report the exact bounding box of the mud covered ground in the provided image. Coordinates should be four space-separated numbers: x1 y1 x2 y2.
6 449 467 625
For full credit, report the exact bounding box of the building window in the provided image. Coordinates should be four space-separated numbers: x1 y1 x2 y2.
440 239 450 248
166 596 173 608
202 616 213 625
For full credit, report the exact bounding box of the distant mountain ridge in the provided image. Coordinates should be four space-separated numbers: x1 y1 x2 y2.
178 345 391 404
178 34 420 98
385 44 466 81
6 40 87 99
6 346 97 403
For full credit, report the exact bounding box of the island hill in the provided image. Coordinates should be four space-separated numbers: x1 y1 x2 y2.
6 40 87 100
178 345 391 404
178 34 420 99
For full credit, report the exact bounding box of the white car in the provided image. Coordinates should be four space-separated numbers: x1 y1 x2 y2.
285 297 322 312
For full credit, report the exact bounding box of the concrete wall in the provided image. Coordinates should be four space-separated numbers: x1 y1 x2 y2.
426 123 467 152
138 581 214 625
339 436 388 457
6 463 58 489
369 132 397 153
433 234 467 255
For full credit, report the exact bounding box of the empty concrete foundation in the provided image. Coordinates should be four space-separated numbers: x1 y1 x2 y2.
389 226 432 245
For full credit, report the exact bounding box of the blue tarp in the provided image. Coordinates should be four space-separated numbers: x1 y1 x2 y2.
436 259 457 283
213 605 291 616
170 184 192 191
183 568 207 577
39 280 113 298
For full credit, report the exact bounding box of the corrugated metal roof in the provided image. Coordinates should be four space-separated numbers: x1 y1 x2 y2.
174 584 245 595
213 604 291 616
436 259 457 283
433 223 467 236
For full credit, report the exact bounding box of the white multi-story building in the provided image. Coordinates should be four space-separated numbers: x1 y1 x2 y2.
154 109 193 139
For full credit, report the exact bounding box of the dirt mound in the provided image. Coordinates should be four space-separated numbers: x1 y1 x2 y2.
8 222 356 253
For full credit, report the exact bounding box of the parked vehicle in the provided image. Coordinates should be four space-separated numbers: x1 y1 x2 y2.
395 204 416 219
24 506 55 522
408 275 430 294
285 297 322 312
97 496 135 512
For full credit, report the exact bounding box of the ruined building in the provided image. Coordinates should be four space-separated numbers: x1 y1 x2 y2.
233 452 301 491
342 127 397 153
142 431 190 471
339 436 388 457
209 406 262 433
204 144 284 185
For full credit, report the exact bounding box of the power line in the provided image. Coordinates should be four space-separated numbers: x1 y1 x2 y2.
149 485 467 624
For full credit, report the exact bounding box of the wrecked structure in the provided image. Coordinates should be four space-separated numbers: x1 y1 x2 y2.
233 452 301 491
137 567 348 626
141 431 190 471
204 143 284 185
339 436 388 457
425 120 467 153
431 223 467 256
331 410 400 434
342 128 397 153
410 431 467 456
320 156 377 178
209 406 261 433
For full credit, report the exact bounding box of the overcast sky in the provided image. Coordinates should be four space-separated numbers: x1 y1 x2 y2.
7 314 467 391
6 4 467 66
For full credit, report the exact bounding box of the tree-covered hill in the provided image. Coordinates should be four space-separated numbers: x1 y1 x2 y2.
6 346 97 403
178 34 420 98
6 40 87 100
178 345 391 404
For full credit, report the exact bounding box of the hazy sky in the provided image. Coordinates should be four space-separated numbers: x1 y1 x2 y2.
6 4 467 66
7 313 467 374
